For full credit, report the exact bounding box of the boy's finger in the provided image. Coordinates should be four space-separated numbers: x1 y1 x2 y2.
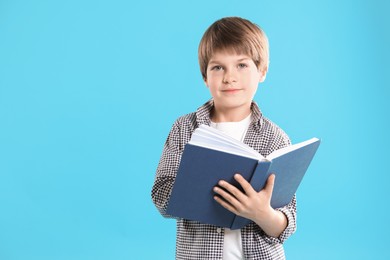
217 179 246 202
264 174 275 195
234 174 256 196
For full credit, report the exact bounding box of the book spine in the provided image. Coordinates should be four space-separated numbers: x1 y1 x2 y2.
249 160 272 192
230 160 272 229
230 215 251 230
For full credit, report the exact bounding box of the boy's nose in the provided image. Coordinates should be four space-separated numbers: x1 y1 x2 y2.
223 71 237 84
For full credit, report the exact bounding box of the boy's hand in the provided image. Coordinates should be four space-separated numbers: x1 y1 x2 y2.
213 173 274 222
213 173 287 237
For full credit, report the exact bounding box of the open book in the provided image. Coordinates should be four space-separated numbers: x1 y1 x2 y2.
166 125 321 229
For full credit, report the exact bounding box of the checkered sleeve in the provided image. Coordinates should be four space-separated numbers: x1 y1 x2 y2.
152 115 196 218
261 131 298 245
151 120 183 218
263 195 297 245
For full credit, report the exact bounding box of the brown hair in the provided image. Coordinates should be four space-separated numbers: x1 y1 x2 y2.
198 17 269 80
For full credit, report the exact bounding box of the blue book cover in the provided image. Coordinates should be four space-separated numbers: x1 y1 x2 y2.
166 125 320 229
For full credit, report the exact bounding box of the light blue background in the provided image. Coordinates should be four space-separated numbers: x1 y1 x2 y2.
1 0 389 259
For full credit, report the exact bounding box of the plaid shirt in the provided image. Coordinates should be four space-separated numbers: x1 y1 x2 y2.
152 100 297 259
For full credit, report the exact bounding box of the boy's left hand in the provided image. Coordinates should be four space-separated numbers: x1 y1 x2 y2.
213 173 275 225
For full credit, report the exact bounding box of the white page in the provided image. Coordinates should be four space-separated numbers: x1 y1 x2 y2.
188 125 263 160
193 130 251 153
266 138 320 160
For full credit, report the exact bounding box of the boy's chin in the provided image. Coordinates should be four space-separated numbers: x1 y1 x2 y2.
214 98 252 110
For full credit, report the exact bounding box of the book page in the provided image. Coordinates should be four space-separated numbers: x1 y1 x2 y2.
266 138 320 160
189 125 264 160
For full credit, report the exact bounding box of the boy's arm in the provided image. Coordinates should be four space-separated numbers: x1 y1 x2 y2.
263 130 297 243
151 121 183 218
271 194 297 244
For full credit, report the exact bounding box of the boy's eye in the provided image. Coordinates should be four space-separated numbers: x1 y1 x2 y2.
238 63 248 69
211 65 223 71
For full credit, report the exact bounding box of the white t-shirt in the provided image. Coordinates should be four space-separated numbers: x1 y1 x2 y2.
210 113 252 260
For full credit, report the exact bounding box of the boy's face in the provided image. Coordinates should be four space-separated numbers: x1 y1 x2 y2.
204 50 266 115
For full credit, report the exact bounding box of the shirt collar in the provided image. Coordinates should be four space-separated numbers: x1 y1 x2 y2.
195 99 263 131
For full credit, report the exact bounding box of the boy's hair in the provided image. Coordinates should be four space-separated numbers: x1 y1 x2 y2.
198 17 269 80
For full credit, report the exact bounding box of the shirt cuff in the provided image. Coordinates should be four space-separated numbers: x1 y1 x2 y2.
263 206 297 245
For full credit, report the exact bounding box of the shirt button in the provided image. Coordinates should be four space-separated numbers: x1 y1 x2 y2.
216 228 222 233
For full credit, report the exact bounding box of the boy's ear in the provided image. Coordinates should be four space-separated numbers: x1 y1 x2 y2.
259 67 268 83
203 77 209 87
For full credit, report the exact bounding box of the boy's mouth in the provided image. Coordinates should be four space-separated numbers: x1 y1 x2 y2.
222 89 242 93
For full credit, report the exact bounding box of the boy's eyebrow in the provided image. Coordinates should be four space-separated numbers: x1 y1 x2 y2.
208 57 252 64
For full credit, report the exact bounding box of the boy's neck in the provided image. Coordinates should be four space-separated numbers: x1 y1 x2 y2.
211 104 252 123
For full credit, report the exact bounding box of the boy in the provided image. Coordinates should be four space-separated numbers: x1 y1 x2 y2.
152 17 296 259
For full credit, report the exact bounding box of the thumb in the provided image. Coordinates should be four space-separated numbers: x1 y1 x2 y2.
264 174 275 195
